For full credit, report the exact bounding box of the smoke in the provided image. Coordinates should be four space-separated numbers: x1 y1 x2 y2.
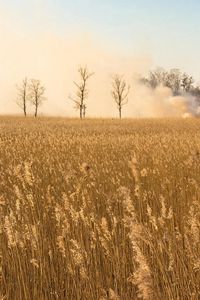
0 14 199 118
0 26 151 117
127 83 199 118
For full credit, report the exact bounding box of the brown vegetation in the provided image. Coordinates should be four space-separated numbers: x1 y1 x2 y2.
1 117 200 299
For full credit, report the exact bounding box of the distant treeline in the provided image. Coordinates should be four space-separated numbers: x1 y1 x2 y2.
141 67 200 99
16 66 200 118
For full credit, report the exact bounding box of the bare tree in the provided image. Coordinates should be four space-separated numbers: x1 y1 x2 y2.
149 67 167 89
16 77 29 117
191 86 200 105
29 79 46 117
69 66 94 119
141 67 195 96
165 69 182 95
181 73 194 93
111 74 130 119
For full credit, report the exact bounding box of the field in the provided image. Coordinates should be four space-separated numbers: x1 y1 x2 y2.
1 117 200 300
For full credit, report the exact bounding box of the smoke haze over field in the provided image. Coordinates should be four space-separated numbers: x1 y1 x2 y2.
1 1 200 118
1 28 198 118
130 84 200 118
0 22 151 117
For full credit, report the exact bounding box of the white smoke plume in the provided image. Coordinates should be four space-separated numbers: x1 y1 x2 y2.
127 83 200 118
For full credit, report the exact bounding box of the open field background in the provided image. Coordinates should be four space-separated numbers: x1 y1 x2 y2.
1 117 200 300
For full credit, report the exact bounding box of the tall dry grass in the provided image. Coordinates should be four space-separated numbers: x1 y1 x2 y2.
1 117 200 299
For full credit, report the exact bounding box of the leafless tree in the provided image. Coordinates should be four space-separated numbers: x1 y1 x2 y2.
181 73 194 93
141 67 195 96
165 69 182 95
29 79 46 117
111 74 130 119
191 86 200 105
149 67 167 89
16 77 29 117
69 66 94 119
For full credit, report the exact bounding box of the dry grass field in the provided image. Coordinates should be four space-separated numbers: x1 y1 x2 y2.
1 117 200 300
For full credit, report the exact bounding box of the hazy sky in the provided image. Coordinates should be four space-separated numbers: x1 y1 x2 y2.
1 0 200 116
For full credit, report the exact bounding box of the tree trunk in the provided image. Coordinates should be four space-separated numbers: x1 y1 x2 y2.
119 106 122 119
24 102 26 117
35 105 38 117
83 105 86 118
80 105 82 119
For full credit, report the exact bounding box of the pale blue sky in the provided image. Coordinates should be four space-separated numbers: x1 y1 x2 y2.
1 0 200 80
